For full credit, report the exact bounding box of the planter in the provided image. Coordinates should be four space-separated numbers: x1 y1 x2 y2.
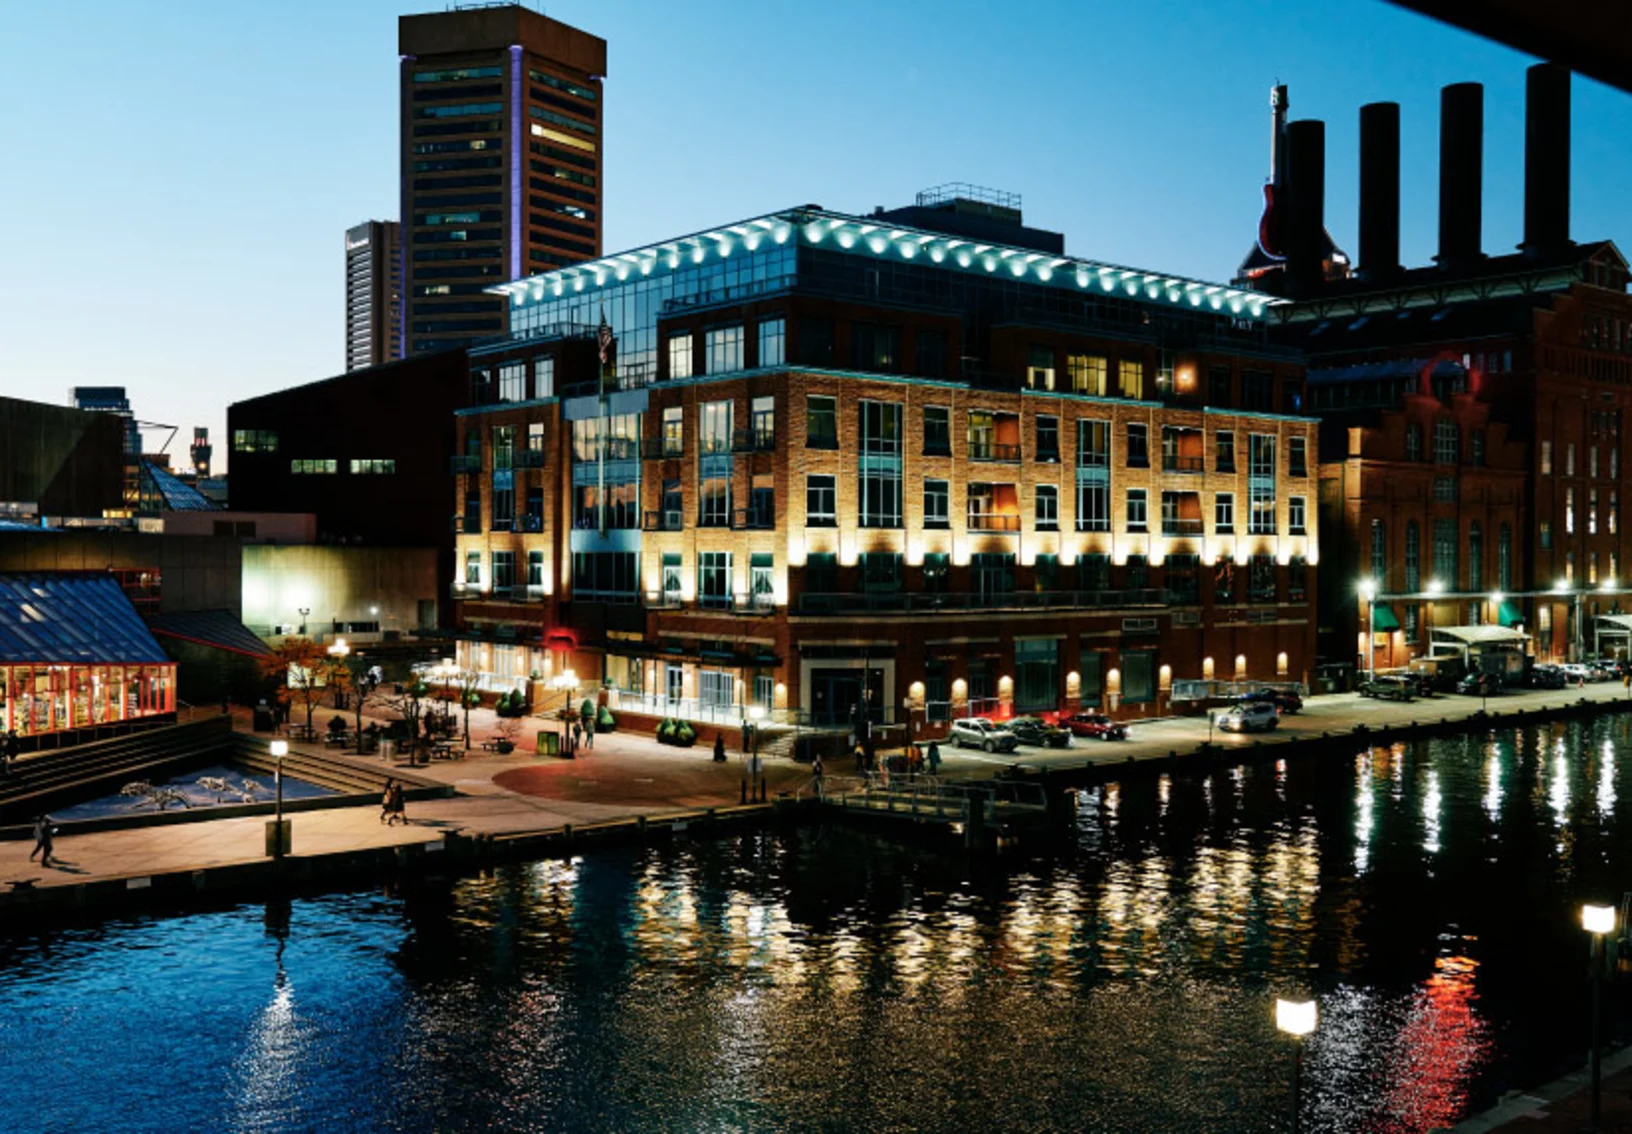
496 740 515 754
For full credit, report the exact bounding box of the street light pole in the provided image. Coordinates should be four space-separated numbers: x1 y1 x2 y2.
267 738 289 859
1583 903 1616 1133
1359 582 1377 684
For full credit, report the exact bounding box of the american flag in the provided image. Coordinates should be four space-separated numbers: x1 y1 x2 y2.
598 307 614 365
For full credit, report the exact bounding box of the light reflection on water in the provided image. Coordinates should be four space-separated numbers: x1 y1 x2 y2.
3 718 1632 1132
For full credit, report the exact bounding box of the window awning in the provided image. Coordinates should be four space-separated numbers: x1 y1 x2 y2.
1596 614 1632 633
1370 604 1401 633
1431 625 1530 646
1498 599 1526 628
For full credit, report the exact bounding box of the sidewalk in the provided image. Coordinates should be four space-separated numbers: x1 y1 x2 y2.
1453 1046 1632 1131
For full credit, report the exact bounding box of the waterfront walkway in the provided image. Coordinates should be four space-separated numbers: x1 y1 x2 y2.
4 678 1631 908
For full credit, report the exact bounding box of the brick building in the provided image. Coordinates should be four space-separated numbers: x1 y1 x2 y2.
1272 65 1632 671
450 190 1316 729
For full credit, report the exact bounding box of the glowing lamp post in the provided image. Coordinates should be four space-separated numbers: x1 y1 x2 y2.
1359 581 1377 683
1583 903 1617 1132
265 739 291 858
1275 998 1317 1133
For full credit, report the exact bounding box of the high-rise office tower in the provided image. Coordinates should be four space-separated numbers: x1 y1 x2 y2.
399 4 607 357
345 220 404 371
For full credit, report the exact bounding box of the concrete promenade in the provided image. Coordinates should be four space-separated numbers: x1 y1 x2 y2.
4 677 1631 907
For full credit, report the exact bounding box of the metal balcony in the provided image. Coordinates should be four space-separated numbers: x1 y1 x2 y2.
1162 455 1205 473
794 588 1164 615
1161 518 1206 535
967 513 1022 532
968 442 1021 462
733 428 777 453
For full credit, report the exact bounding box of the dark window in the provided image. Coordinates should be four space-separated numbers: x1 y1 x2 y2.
923 553 949 593
1036 416 1060 463
1289 436 1308 477
1208 367 1233 407
923 407 951 455
1079 554 1110 591
1126 423 1149 468
805 553 837 594
1243 370 1273 412
861 552 902 593
1121 650 1157 704
806 396 838 448
1216 430 1235 472
916 330 946 378
798 316 834 366
851 323 900 372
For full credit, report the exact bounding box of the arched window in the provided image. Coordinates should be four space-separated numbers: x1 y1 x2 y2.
1468 522 1483 590
1370 519 1387 588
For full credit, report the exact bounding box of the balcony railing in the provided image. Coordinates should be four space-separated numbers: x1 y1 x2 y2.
1161 518 1206 535
518 513 545 533
515 448 546 469
1162 455 1205 473
1078 453 1110 468
450 455 480 475
733 428 776 453
643 510 685 532
645 590 685 610
734 507 776 531
677 592 777 615
795 589 1163 615
967 512 1022 532
968 442 1021 462
642 437 684 460
506 584 547 602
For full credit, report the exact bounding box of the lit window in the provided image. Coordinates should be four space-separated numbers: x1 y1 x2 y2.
668 334 692 380
704 325 744 374
348 459 396 474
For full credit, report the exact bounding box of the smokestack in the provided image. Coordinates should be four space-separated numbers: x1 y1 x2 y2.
1358 101 1401 280
1285 119 1326 294
1522 61 1571 256
1436 82 1484 269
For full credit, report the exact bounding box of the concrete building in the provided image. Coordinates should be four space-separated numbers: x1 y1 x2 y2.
346 220 403 372
398 4 607 357
450 190 1315 729
1274 64 1632 671
0 395 125 519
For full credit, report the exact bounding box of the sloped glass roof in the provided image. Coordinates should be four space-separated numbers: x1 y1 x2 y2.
142 461 220 512
0 573 171 664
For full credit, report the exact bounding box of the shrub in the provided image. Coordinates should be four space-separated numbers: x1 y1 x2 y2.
597 704 615 731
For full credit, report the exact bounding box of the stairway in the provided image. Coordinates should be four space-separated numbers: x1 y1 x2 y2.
0 717 234 823
229 737 446 798
758 728 798 762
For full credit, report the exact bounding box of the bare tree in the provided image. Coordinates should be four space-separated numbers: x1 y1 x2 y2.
331 656 386 753
455 668 484 751
260 638 332 736
381 678 431 764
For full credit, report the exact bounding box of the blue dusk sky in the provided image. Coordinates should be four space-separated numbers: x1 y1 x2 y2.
0 0 1626 466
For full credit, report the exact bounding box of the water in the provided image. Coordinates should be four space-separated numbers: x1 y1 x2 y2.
51 763 336 822
3 718 1631 1133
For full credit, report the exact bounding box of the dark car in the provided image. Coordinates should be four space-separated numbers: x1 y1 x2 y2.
1237 689 1303 715
1358 675 1416 701
1062 712 1128 741
1526 664 1567 690
1457 672 1502 696
1007 715 1072 748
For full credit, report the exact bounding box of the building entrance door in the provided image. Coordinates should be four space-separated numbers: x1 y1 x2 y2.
809 667 884 729
666 664 684 708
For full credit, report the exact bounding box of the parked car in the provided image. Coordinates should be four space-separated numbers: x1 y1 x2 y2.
1061 712 1129 741
1588 659 1621 681
1237 689 1303 715
1398 670 1444 697
1217 702 1279 733
1560 663 1595 685
1358 675 1416 701
948 717 1020 753
1457 672 1502 696
1526 664 1567 690
1007 715 1072 748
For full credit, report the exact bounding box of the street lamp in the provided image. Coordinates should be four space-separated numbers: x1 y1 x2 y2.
327 638 350 709
1275 997 1318 1134
1582 903 1617 1132
297 607 310 637
266 739 290 858
1359 581 1377 683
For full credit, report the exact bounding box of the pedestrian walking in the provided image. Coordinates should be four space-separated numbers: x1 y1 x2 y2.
853 741 866 774
381 778 396 825
811 752 824 800
1 728 19 778
390 781 407 825
926 739 941 776
713 732 727 763
585 714 595 751
572 719 583 754
28 814 55 865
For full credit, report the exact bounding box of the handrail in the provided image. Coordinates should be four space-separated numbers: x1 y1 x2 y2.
795 588 1164 614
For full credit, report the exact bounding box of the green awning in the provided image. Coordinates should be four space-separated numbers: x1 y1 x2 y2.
1498 600 1525 628
1370 604 1401 632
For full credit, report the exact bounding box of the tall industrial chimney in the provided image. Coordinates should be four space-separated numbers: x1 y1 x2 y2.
1285 119 1326 294
1521 61 1571 256
1436 82 1484 269
1358 102 1401 280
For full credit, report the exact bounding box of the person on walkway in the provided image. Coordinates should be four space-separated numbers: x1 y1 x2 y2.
853 741 866 775
381 778 396 825
1 728 19 778
585 715 595 751
926 739 942 776
390 781 407 825
811 752 824 800
572 719 583 755
713 733 727 763
29 814 54 865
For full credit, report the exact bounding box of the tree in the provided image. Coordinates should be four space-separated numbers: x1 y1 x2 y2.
330 655 385 753
261 638 333 736
381 678 431 763
455 668 484 751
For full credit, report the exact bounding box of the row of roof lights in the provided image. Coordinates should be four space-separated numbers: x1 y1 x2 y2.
491 212 1275 319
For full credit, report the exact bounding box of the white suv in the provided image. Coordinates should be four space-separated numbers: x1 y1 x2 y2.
1217 702 1279 733
948 717 1021 752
